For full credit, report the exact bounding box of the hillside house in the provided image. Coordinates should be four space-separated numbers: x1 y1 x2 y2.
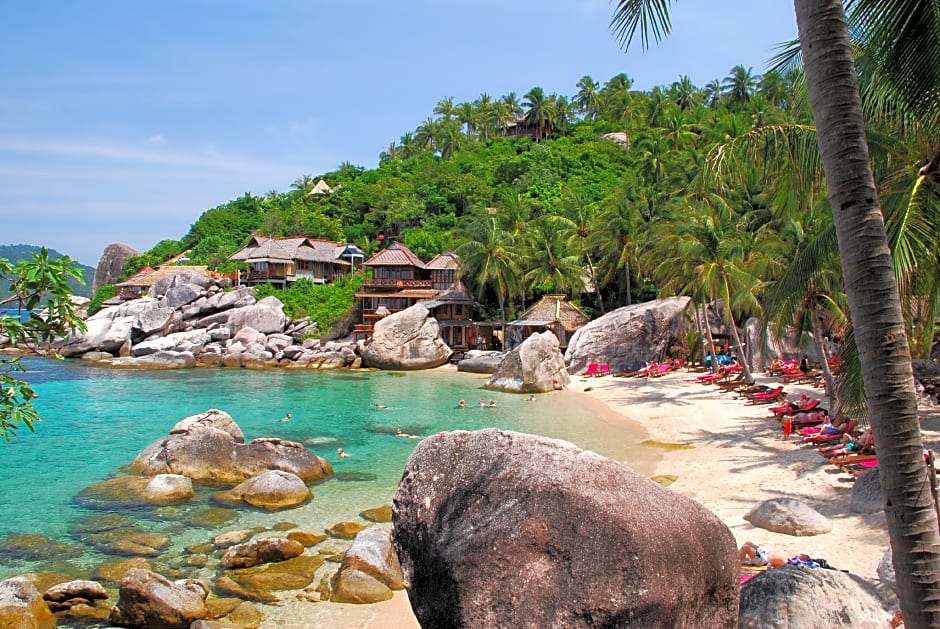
354 243 478 350
228 236 363 288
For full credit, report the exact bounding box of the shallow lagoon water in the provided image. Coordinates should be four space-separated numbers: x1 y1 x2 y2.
0 358 657 583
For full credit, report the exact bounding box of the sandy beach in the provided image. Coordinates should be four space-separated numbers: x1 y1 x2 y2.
265 367 939 627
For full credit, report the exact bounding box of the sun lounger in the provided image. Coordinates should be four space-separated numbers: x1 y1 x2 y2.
748 386 785 404
582 363 599 377
595 364 610 377
770 398 820 417
649 363 672 378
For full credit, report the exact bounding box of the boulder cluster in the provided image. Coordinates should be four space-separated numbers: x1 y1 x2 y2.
49 269 361 370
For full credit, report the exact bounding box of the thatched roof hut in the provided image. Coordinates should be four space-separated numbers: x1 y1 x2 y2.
506 294 589 349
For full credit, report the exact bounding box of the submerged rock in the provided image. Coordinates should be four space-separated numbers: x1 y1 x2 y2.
219 538 304 569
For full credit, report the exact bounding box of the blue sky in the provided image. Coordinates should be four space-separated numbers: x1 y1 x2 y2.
1 1 798 266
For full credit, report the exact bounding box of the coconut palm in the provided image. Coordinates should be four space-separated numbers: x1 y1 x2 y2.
291 174 315 193
723 64 759 107
704 79 723 108
518 215 585 297
455 212 521 340
433 97 456 120
456 101 478 139
523 86 551 141
575 75 602 119
610 1 940 621
670 75 701 111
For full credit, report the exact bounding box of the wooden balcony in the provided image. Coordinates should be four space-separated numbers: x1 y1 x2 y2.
362 278 433 290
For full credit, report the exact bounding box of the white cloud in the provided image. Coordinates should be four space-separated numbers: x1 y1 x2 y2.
0 136 297 173
146 134 165 144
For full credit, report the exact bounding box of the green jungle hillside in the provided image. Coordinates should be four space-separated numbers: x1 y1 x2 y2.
115 64 940 413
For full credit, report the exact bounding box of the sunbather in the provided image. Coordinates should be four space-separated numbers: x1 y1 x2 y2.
739 541 787 568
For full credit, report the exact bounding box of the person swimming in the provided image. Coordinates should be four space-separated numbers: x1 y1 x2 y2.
336 448 349 458
526 394 536 401
488 400 497 408
458 399 467 408
280 413 292 422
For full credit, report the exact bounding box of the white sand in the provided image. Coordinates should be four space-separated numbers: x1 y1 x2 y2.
262 368 940 627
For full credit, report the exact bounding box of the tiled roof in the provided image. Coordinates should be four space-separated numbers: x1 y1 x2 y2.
425 252 459 270
364 242 425 268
229 235 351 264
517 294 589 331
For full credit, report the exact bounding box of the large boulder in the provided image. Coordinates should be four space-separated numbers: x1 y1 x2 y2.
361 304 452 370
93 243 139 293
565 296 691 374
393 429 739 628
213 470 311 510
227 296 288 335
0 576 55 629
129 411 331 484
485 331 569 393
58 315 135 357
132 330 210 357
109 569 208 629
744 498 833 536
110 350 196 369
738 565 892 628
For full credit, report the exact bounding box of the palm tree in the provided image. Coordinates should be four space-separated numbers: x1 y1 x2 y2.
758 70 788 110
611 1 940 622
518 215 585 296
723 64 759 107
291 174 315 193
523 86 551 141
575 75 602 119
455 212 521 341
456 101 478 139
433 97 456 120
500 92 524 118
414 117 439 151
671 75 701 110
704 79 723 108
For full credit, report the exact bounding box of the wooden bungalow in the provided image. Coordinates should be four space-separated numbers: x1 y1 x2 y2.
228 236 362 288
354 244 476 345
505 294 590 350
422 278 478 354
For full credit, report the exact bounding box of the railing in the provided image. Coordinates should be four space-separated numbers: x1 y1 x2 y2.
362 278 432 289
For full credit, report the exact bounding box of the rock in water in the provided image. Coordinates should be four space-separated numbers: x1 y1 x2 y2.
360 304 452 370
110 569 208 628
0 576 56 629
393 428 739 628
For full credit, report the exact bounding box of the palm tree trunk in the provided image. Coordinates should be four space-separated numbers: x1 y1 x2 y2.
796 1 940 623
703 302 720 373
586 253 605 314
809 300 837 411
624 259 633 306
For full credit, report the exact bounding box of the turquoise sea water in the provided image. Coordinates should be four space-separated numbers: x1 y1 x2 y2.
0 358 656 584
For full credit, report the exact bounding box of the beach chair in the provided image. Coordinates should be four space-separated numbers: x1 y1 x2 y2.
582 363 599 377
748 386 785 404
770 398 820 418
649 363 672 378
595 364 610 377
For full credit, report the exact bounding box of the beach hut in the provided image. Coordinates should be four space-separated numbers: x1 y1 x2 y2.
115 265 211 299
421 278 478 354
506 294 589 350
